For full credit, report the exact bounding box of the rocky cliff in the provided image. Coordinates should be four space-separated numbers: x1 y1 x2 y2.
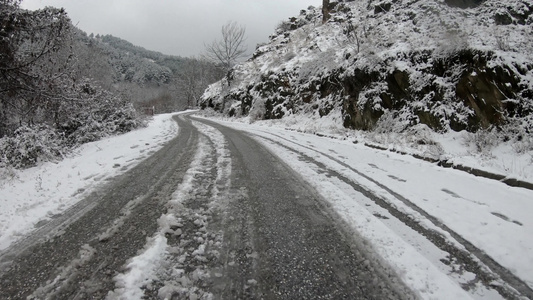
200 0 533 134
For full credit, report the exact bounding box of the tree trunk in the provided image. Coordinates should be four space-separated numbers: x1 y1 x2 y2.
322 0 331 23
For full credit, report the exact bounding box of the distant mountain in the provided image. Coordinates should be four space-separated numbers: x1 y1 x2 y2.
99 34 188 84
100 35 171 62
73 31 223 112
201 0 532 134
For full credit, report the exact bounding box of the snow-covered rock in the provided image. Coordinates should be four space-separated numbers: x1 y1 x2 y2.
200 0 533 134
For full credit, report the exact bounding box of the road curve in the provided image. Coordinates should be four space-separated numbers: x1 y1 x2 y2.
193 117 415 299
0 114 415 299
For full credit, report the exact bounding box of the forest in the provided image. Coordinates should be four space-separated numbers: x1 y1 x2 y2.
0 0 223 169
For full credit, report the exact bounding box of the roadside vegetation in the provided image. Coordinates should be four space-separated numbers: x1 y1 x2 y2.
0 0 223 170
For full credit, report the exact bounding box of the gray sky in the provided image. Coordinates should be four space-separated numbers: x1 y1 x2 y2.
21 0 323 58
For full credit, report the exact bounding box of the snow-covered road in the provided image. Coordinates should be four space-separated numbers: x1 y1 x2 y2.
0 113 532 299
217 119 533 300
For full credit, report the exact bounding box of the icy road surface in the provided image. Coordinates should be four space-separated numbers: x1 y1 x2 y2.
0 113 532 299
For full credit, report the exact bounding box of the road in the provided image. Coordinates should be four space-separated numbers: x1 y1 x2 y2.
0 114 414 299
1 113 531 300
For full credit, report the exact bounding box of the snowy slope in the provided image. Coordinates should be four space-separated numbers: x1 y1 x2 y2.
200 0 533 183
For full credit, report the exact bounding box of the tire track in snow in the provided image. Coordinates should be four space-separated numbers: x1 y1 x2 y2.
251 131 532 300
108 119 233 299
194 118 418 300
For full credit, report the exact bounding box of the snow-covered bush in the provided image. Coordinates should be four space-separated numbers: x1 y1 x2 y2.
60 81 142 146
502 117 533 154
465 128 500 155
0 1 72 138
372 109 411 134
434 29 469 58
512 133 533 154
464 126 533 158
0 79 143 169
0 125 64 169
276 21 293 34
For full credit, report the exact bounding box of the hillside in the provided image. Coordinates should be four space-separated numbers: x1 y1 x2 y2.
0 1 221 170
201 0 532 136
75 33 223 112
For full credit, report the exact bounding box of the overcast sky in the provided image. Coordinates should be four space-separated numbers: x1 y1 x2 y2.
21 0 323 58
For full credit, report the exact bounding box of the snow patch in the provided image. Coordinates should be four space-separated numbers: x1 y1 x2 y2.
107 235 168 300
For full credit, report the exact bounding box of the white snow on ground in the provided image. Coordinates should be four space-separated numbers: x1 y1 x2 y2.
0 113 181 251
106 235 168 300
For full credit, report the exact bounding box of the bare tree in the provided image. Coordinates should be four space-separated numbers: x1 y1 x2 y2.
178 58 224 108
204 21 247 71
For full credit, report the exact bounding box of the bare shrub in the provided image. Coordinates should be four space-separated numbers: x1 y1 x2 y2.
495 34 511 51
465 128 500 156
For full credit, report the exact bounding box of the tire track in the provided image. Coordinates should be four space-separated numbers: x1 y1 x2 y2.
194 118 417 300
126 120 234 300
252 130 532 300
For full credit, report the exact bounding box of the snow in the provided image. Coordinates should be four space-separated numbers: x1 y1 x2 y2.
107 234 168 300
0 113 180 251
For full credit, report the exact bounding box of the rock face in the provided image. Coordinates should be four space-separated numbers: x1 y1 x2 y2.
201 0 533 133
444 0 485 9
341 50 530 132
